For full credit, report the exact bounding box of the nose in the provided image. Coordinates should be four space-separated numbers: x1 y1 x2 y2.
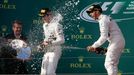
18 27 21 30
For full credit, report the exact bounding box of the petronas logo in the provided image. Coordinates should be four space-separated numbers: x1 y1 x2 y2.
78 56 84 62
79 27 85 34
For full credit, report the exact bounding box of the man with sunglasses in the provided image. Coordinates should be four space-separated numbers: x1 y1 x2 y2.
86 4 125 75
38 8 65 75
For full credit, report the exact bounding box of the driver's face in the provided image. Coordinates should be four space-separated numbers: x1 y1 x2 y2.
88 10 100 20
42 12 52 23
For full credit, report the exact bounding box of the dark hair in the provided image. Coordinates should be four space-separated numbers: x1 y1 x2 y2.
86 4 102 14
12 20 23 26
93 4 102 13
43 8 51 14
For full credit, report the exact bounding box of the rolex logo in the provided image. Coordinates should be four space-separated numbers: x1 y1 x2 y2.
70 56 91 68
78 56 84 62
4 0 8 3
33 18 43 25
0 0 16 9
79 27 85 34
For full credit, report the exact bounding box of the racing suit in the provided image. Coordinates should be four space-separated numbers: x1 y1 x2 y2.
41 22 65 75
91 14 125 75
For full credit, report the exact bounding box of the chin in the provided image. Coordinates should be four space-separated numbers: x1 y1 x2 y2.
92 17 96 20
16 32 21 35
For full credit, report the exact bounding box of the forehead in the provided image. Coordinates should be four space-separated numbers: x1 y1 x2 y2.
43 12 52 17
47 12 51 14
13 23 22 27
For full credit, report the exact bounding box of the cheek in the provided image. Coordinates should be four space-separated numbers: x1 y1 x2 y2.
43 17 46 20
13 28 17 31
18 28 22 31
92 12 98 18
92 13 96 16
42 17 47 20
48 16 52 20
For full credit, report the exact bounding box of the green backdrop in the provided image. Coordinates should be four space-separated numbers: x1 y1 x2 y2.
0 0 134 75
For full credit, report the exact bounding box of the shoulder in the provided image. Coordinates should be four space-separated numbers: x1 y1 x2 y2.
20 34 27 41
100 14 111 22
102 15 109 19
4 33 15 39
51 23 62 28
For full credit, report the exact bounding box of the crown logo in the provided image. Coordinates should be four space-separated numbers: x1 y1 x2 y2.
1 25 7 32
78 56 84 62
79 27 85 34
4 0 8 3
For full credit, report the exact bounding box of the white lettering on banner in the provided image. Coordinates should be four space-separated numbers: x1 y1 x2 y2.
101 2 125 14
70 63 91 68
0 4 16 9
80 1 134 23
111 2 125 14
71 35 92 40
101 2 112 11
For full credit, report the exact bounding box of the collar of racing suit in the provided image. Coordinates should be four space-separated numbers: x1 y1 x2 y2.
97 14 103 21
44 23 48 26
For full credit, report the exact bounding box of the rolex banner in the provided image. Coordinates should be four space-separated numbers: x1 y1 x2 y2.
0 0 134 75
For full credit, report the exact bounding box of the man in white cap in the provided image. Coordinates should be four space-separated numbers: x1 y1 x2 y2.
86 4 125 75
38 8 65 75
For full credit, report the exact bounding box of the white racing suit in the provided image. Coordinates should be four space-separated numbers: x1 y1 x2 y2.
91 14 125 75
41 22 65 75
